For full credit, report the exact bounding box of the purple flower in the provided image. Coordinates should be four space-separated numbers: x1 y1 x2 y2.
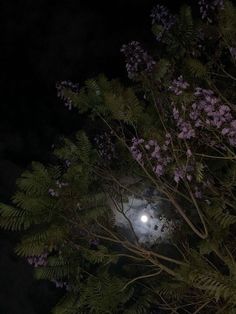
169 76 189 95
130 136 172 177
173 106 196 140
190 88 236 146
121 41 156 79
27 253 48 267
150 4 176 40
173 107 180 120
178 122 195 139
154 164 164 176
174 168 185 183
187 148 192 157
173 165 195 183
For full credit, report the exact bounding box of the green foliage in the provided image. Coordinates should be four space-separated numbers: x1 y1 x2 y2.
185 58 208 79
219 1 236 46
1 2 236 314
206 203 236 229
78 270 133 313
177 5 195 46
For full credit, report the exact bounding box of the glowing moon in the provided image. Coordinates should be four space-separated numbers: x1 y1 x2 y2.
140 214 148 223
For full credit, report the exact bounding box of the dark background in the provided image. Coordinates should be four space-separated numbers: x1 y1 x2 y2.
0 1 187 313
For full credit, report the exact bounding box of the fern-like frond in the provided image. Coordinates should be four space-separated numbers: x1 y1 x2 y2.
16 162 51 196
185 58 208 78
15 225 69 257
0 203 36 231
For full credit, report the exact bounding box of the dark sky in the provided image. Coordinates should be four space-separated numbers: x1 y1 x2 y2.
0 1 189 313
0 0 189 166
1 0 156 165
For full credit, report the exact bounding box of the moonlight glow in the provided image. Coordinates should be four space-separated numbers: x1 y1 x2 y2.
111 188 176 245
140 214 148 223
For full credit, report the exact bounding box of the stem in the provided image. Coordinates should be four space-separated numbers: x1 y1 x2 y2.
121 269 162 291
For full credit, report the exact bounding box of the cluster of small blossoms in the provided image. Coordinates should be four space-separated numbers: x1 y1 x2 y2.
130 134 172 177
173 88 236 145
121 41 156 79
198 0 224 23
94 132 116 161
173 165 205 199
174 165 194 183
56 80 79 110
173 107 196 140
150 4 176 40
169 76 190 96
27 253 48 267
190 88 236 146
51 279 70 290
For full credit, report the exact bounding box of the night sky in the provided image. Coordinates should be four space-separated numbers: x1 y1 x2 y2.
0 1 187 313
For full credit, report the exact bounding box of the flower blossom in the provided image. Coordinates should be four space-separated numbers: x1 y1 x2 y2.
190 88 236 146
121 41 156 79
173 107 196 140
130 135 172 177
27 253 48 267
169 76 189 96
150 4 176 40
174 165 194 183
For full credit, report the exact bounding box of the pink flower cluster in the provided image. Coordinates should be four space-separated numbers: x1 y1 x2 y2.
169 76 189 96
27 253 48 267
130 134 172 177
56 80 79 110
121 41 156 79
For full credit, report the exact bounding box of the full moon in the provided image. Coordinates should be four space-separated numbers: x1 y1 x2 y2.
140 214 148 223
